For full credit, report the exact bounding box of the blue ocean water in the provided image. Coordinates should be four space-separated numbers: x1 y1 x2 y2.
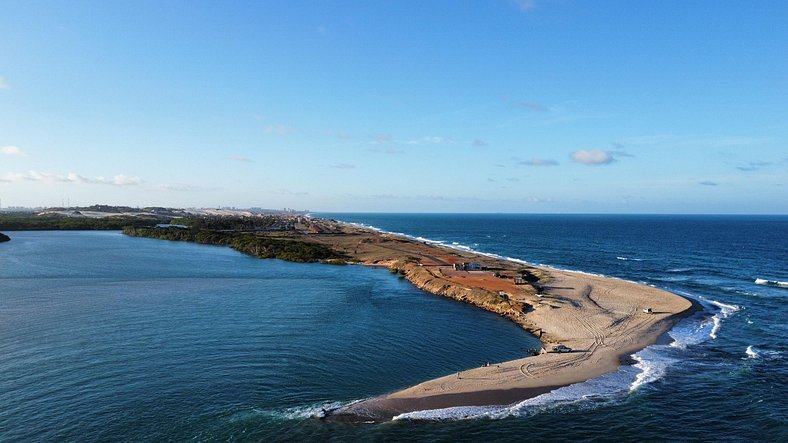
1 214 786 441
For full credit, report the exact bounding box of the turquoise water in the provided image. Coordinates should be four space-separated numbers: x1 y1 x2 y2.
2 214 787 441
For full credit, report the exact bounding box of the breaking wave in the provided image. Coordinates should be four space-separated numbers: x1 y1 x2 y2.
754 278 788 289
393 366 639 421
742 346 782 361
630 348 676 391
705 298 740 339
393 306 719 422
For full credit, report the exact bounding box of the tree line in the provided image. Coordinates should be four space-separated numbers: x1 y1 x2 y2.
123 226 344 263
0 214 162 231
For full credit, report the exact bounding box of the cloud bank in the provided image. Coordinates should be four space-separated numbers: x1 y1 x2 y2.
1 170 142 186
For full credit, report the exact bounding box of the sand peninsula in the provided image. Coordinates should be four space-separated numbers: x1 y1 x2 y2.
294 218 695 421
125 214 696 422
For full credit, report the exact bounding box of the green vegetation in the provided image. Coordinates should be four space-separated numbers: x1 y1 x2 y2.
123 226 345 263
0 232 10 242
0 213 162 231
184 216 293 232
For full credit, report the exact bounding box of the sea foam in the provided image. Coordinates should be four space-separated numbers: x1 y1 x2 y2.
754 278 788 289
706 299 741 339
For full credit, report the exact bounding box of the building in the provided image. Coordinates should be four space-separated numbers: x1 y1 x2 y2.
453 262 484 271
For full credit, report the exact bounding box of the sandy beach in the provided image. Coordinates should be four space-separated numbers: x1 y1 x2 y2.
264 217 696 421
337 269 694 421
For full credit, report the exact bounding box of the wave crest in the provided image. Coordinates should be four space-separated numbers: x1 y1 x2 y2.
754 278 788 289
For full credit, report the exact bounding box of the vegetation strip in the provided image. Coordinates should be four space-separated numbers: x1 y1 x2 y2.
123 226 346 263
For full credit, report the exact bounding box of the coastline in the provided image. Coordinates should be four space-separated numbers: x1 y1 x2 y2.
122 215 698 422
303 219 697 422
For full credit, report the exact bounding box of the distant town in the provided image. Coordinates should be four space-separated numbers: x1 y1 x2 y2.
0 203 309 217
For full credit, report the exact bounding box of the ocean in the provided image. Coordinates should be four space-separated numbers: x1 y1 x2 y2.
1 214 786 441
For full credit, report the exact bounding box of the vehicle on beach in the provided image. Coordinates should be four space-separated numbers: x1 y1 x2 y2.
642 308 653 314
552 345 572 353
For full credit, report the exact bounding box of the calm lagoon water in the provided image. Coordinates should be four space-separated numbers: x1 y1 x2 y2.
2 214 787 441
0 230 536 441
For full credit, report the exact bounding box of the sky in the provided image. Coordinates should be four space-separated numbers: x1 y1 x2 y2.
1 0 786 213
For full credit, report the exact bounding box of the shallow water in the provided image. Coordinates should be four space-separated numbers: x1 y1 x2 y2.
2 214 787 441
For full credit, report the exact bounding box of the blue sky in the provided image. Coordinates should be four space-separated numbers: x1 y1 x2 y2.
1 0 786 213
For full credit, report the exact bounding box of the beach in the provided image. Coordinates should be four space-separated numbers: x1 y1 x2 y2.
276 218 698 421
5 215 781 441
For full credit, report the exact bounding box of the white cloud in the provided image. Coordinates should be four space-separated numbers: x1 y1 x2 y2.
571 149 615 165
106 175 142 186
1 170 141 186
0 76 9 90
1 145 26 156
406 136 448 145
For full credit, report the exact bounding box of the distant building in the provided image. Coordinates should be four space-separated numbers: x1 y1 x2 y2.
453 262 484 271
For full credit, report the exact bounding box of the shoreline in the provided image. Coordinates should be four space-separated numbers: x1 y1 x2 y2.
119 216 697 422
307 220 697 422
